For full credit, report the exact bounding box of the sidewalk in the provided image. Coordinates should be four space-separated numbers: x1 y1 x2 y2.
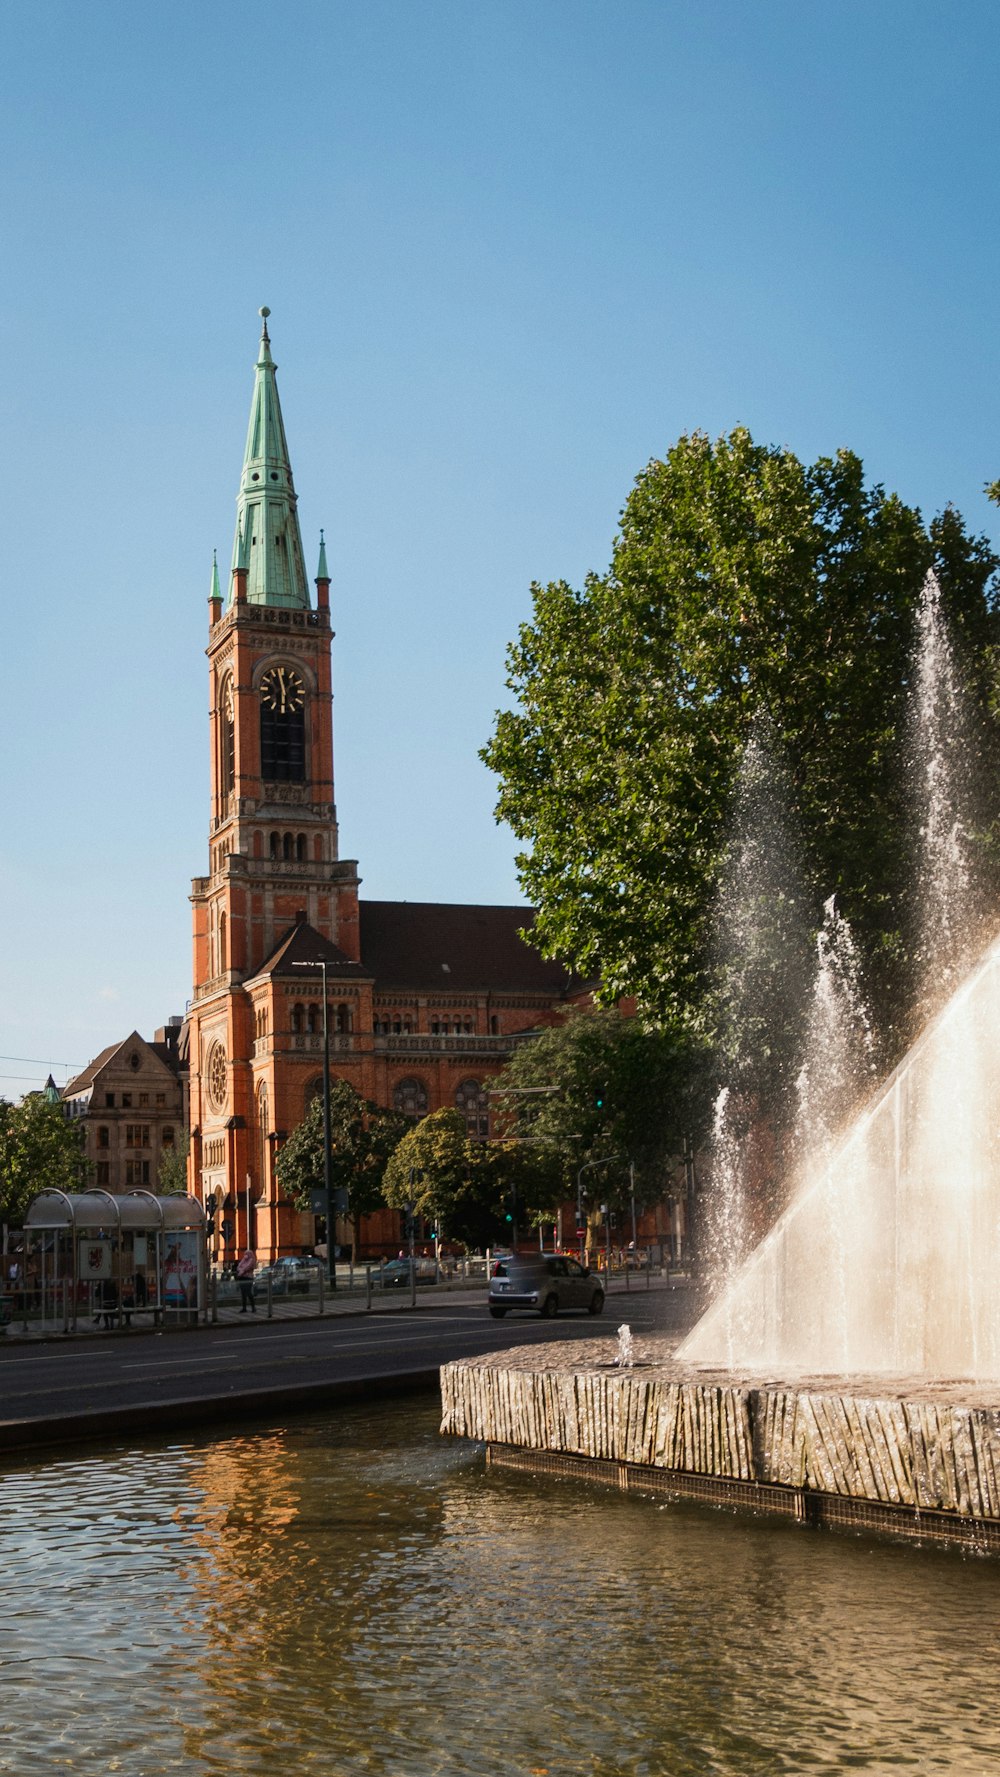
1 1269 688 1342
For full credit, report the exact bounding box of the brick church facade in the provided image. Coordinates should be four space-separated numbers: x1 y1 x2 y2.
185 312 579 1262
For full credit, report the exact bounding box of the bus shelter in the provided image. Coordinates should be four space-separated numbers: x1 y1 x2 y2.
20 1190 206 1333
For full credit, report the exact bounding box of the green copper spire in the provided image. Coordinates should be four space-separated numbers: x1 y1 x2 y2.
229 307 310 610
316 529 329 580
209 550 222 603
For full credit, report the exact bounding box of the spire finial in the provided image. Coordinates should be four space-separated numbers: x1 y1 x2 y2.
209 550 222 605
316 529 329 581
259 304 270 338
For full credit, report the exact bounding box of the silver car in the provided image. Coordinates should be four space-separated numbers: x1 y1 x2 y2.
488 1254 605 1319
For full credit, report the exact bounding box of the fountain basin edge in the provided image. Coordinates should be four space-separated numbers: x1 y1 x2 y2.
439 1338 1000 1552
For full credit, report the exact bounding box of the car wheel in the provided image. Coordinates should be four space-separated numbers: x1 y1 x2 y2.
541 1294 559 1319
588 1290 605 1316
489 1305 507 1319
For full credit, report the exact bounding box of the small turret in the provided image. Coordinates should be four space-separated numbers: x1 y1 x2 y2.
209 551 222 626
315 529 330 610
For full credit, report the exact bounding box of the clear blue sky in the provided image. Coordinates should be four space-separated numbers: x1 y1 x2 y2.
2 0 999 1094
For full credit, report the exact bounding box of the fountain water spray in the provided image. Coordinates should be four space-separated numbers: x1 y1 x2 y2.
616 1324 634 1368
703 721 811 1300
680 570 998 1379
911 569 974 997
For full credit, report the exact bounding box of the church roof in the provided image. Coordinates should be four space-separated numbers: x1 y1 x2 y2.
358 901 575 996
251 919 372 983
229 308 312 611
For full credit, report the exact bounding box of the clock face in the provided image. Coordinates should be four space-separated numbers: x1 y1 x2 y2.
260 665 305 716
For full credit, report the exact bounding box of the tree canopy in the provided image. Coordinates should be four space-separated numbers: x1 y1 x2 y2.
0 1095 90 1227
493 1008 707 1207
483 429 1000 1043
275 1080 407 1247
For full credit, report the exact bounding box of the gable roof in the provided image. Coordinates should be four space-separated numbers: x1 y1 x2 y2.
250 919 372 983
358 901 575 996
62 1031 181 1098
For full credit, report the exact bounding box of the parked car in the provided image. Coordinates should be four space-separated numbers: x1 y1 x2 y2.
488 1254 604 1319
268 1256 320 1292
379 1258 437 1288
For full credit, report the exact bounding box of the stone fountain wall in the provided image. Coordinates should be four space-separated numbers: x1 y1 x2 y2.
440 1338 1000 1549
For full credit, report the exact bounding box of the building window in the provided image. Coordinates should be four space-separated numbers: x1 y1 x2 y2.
121 1093 132 1109
126 1125 151 1148
162 1127 175 1147
139 1092 149 1107
105 1093 115 1108
393 1077 428 1120
155 1092 166 1106
307 1004 318 1034
219 671 235 809
291 1004 303 1034
97 1126 110 1150
126 1160 151 1187
206 1041 228 1113
283 832 294 861
96 1162 110 1186
270 831 280 860
455 1079 489 1140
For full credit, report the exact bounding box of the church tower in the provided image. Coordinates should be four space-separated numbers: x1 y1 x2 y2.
187 309 372 1260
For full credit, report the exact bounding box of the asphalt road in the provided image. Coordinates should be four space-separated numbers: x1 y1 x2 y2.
0 1283 696 1455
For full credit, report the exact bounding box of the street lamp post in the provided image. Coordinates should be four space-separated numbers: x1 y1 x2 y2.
292 958 337 1289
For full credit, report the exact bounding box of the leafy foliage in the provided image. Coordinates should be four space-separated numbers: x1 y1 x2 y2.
0 1095 90 1225
157 1131 190 1195
494 1008 708 1210
275 1079 407 1243
484 429 1000 1049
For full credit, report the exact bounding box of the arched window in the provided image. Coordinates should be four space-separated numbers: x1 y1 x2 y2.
291 1004 304 1034
335 1003 351 1033
283 832 294 861
307 1004 318 1034
296 834 307 862
219 912 227 972
257 1081 269 1198
259 664 306 782
455 1078 489 1139
270 832 280 860
218 673 235 811
393 1077 428 1120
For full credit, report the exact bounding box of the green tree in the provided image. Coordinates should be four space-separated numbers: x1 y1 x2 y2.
157 1132 190 1195
483 429 1000 1046
0 1096 90 1229
275 1080 407 1254
382 1108 479 1239
495 1009 708 1223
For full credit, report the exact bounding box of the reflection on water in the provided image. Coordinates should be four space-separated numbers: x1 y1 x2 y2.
2 1399 999 1775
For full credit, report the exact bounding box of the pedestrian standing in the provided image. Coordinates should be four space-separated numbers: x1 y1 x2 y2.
236 1249 257 1314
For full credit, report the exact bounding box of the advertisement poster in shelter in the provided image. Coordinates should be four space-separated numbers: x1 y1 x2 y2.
162 1232 198 1309
80 1240 112 1280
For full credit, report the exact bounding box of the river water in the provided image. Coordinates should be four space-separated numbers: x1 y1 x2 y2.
2 1397 998 1776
